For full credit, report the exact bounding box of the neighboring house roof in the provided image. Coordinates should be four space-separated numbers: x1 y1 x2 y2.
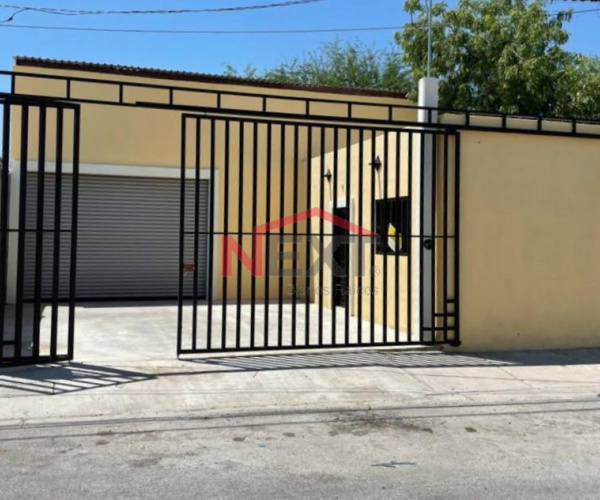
14 56 408 99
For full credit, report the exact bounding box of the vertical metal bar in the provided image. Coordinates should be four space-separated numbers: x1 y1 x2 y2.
264 123 272 348
453 133 461 345
67 106 80 360
418 133 425 343
318 127 325 347
395 130 401 343
278 124 286 347
50 108 63 358
191 118 201 351
13 105 29 362
344 126 351 345
206 118 217 350
407 132 413 343
221 120 231 349
331 127 338 345
0 102 11 361
32 106 47 360
370 129 376 344
443 133 449 343
304 125 312 346
177 115 187 355
250 121 259 348
235 121 245 349
382 130 388 343
357 128 364 345
291 124 299 347
430 133 437 342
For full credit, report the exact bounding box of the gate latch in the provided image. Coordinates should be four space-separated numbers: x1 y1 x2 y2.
423 239 433 250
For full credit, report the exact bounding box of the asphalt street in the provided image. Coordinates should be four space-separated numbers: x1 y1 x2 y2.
1 348 600 499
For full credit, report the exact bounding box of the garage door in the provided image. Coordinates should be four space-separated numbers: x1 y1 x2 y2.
24 173 210 300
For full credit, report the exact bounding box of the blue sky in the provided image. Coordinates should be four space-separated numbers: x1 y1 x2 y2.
0 0 599 79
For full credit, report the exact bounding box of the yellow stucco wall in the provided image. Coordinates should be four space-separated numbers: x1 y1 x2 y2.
11 64 416 166
311 131 411 332
458 130 600 350
10 63 415 303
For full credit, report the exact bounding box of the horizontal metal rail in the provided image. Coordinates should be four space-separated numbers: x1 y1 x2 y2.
0 92 79 108
4 69 600 138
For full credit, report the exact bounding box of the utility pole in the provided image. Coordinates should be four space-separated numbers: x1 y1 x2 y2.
427 0 433 77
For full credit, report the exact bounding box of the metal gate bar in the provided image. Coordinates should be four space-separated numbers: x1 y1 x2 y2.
0 95 80 366
178 114 460 354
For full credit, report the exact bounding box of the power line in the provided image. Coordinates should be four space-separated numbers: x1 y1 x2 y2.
0 24 404 35
552 7 600 14
0 6 596 36
0 0 326 21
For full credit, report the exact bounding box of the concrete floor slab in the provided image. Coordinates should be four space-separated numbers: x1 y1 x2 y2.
3 301 411 364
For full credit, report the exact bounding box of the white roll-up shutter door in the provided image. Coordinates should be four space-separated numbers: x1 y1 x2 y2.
24 173 210 300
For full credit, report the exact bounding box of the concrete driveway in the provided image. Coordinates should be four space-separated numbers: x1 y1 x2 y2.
3 301 409 363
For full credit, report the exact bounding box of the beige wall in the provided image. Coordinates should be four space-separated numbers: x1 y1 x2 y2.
311 130 412 332
10 64 415 302
188 119 312 302
11 65 416 166
458 130 600 350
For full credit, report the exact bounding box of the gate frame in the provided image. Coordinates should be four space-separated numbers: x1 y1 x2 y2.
0 93 81 367
177 111 462 354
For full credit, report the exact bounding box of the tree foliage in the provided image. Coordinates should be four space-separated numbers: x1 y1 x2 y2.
558 53 600 119
225 39 411 92
226 1 600 119
397 0 600 119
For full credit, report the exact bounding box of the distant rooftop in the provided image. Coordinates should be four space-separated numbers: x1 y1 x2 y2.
14 56 408 99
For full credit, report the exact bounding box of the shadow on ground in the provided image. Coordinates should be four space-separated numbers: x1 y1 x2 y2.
1 348 600 396
192 348 600 371
0 363 153 395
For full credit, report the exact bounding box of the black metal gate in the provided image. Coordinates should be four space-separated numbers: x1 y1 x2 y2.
177 113 460 354
0 94 80 366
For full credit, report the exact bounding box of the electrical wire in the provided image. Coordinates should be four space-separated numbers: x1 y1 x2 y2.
0 0 327 21
0 24 404 35
0 6 596 36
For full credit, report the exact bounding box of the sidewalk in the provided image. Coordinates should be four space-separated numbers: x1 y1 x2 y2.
1 348 599 424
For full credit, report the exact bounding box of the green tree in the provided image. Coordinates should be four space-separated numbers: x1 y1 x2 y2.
227 1 600 119
226 39 411 93
557 53 600 119
397 0 576 116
